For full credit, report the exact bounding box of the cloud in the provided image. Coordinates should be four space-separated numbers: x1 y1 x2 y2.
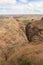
0 0 43 14
0 0 16 4
27 2 43 14
13 2 43 14
19 0 28 3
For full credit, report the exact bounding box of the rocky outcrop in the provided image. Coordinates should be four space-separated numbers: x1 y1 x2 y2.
25 17 43 43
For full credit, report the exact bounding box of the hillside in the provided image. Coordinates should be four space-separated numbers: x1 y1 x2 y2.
0 18 28 64
0 17 43 65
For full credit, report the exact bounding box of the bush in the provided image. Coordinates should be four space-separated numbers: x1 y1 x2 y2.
17 57 31 65
39 60 43 65
22 20 30 25
0 60 6 65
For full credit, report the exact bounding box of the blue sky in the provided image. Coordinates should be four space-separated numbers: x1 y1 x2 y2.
0 0 43 14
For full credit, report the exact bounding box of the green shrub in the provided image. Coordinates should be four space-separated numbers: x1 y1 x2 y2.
17 57 31 65
22 20 30 25
0 60 6 65
39 60 43 65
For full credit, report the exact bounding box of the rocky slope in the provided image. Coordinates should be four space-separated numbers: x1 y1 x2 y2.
0 18 43 65
0 18 28 61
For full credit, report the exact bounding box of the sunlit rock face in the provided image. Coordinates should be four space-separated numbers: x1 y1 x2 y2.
0 18 28 61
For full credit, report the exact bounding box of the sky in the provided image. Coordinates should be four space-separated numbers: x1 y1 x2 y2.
0 0 43 14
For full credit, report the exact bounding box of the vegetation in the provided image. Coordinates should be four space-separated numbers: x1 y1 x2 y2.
0 59 6 65
0 17 43 65
21 19 30 25
39 60 43 65
17 57 31 65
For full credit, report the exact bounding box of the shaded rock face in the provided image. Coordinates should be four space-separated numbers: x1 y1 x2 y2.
25 18 43 43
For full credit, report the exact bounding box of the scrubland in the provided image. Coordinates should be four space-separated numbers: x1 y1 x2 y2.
0 16 43 65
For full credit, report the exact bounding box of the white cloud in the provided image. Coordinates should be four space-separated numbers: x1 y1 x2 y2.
0 0 16 4
28 2 43 14
0 1 43 14
13 2 43 14
20 0 28 3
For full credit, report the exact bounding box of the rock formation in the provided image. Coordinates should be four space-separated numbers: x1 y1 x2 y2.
25 17 43 43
